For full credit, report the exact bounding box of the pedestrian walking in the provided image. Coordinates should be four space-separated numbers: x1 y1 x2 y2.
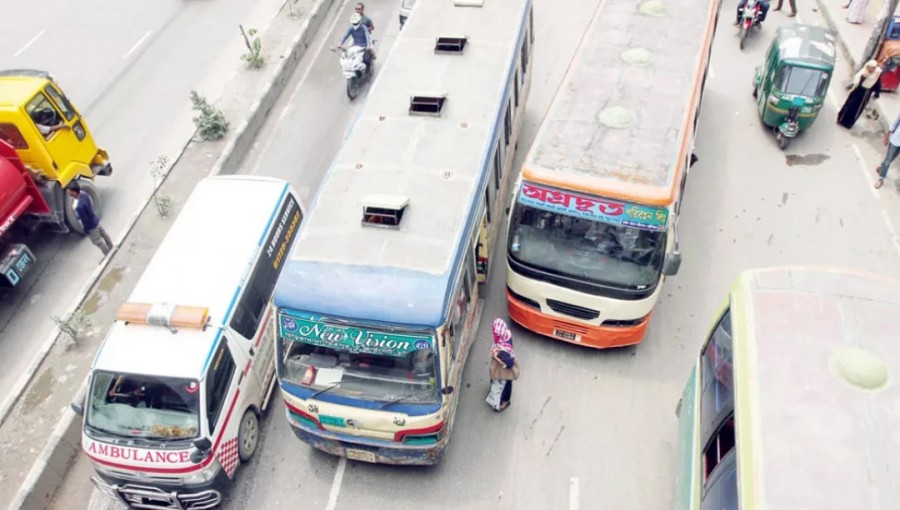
772 0 797 16
875 112 900 189
844 0 871 24
837 60 882 129
485 318 519 412
66 181 114 255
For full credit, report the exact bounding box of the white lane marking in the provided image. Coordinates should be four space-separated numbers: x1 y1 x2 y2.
570 477 580 510
14 30 45 57
851 143 880 199
326 457 347 510
827 90 840 110
880 209 900 257
883 209 897 236
124 30 152 59
253 0 351 172
285 0 350 109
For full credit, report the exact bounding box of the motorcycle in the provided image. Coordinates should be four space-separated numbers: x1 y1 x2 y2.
738 0 762 50
333 44 375 100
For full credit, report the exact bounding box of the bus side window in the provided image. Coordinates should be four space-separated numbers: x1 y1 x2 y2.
447 276 470 363
701 436 738 510
205 340 237 434
700 309 734 444
493 146 502 190
503 100 512 146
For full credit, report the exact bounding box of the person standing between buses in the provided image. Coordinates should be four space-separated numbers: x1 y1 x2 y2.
486 318 520 412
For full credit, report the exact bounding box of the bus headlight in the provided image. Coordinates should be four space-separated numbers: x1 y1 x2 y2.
183 460 220 485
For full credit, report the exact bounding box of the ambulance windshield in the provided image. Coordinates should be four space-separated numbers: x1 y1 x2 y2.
86 371 201 441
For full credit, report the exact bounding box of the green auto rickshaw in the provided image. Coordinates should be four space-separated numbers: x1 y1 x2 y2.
752 25 836 150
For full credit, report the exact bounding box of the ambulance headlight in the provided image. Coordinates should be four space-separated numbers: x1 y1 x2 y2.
183 460 220 485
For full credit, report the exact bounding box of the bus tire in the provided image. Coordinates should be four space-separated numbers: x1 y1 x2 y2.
63 179 102 235
238 408 260 462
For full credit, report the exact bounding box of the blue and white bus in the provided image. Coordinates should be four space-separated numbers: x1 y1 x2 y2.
272 0 534 465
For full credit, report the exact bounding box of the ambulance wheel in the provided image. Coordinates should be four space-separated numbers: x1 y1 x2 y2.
63 179 102 235
238 409 259 462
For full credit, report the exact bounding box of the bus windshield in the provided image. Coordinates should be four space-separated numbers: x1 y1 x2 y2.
86 371 200 441
278 312 440 406
508 202 666 289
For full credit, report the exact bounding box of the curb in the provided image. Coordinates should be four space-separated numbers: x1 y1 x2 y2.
6 0 336 508
209 0 334 177
814 0 891 131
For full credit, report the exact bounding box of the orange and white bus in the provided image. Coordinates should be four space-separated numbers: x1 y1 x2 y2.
505 0 720 349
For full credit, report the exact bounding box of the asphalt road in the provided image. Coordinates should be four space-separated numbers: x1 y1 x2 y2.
0 0 287 413
63 1 900 509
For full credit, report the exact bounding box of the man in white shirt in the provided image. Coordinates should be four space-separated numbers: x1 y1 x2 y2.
876 112 900 189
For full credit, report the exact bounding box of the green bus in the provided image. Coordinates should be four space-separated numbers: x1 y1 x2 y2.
675 266 900 509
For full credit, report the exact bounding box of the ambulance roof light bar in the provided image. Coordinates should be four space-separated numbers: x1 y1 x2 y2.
117 302 210 333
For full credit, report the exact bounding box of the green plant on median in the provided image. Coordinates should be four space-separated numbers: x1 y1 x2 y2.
149 155 172 218
190 90 229 141
51 309 92 346
240 25 265 69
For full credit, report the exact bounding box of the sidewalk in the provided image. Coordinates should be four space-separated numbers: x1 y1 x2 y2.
815 0 900 128
1 0 335 508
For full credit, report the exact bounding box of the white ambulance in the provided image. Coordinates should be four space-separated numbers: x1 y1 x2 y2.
72 175 304 509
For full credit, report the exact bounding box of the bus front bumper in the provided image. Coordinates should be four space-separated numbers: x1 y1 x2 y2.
287 412 448 466
507 289 650 349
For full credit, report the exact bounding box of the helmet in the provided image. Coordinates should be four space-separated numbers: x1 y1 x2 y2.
350 12 362 26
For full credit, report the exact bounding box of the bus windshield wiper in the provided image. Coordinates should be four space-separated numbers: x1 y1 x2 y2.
380 389 432 409
310 382 342 399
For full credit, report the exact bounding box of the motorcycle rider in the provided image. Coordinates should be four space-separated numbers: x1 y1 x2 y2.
338 12 375 67
735 0 769 25
355 3 375 33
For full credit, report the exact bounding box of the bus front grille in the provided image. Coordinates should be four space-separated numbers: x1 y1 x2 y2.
545 299 600 320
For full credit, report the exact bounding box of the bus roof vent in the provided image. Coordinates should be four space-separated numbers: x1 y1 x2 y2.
361 194 409 229
435 37 468 54
409 95 446 117
453 0 484 6
117 302 210 331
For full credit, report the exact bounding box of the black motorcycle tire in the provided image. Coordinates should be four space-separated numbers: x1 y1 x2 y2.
347 76 359 101
739 27 748 50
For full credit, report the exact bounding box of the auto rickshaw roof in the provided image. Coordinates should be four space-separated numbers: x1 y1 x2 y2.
0 74 48 109
774 24 837 69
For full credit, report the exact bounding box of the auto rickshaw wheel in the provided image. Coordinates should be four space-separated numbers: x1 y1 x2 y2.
63 179 102 235
752 85 757 98
776 131 791 150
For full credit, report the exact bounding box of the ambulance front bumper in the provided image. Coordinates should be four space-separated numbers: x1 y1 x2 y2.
90 466 229 510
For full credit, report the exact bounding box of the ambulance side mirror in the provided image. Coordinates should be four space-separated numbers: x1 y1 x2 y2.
70 402 84 416
190 437 213 464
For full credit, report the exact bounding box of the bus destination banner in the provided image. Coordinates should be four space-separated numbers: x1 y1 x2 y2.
279 311 433 358
517 182 668 231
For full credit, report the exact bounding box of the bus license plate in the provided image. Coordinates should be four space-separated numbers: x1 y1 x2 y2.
346 449 376 463
554 329 580 342
319 415 345 427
